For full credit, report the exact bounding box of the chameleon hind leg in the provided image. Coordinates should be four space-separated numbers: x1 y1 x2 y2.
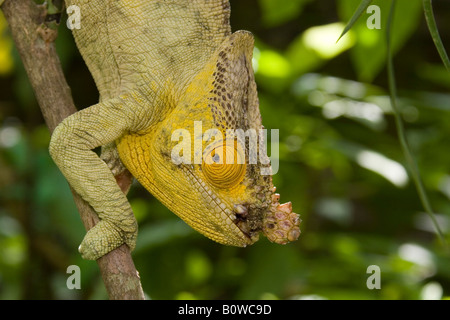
49 93 151 260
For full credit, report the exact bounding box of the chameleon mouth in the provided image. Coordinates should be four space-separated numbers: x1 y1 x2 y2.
263 188 301 244
233 204 260 243
232 187 301 245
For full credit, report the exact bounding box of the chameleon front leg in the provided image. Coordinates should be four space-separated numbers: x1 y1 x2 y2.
49 93 151 260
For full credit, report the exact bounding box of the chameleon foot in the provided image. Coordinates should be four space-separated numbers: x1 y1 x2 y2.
78 219 137 260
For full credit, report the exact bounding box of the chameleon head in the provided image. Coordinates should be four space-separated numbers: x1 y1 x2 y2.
117 31 300 247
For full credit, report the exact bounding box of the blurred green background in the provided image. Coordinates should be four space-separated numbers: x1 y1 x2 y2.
1 0 450 300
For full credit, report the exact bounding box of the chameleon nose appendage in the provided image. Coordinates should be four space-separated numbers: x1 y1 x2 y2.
262 189 301 244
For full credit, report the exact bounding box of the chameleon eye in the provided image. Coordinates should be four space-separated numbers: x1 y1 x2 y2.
202 140 246 189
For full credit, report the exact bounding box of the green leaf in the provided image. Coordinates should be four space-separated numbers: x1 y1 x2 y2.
422 0 450 70
258 0 311 27
338 0 422 82
337 0 373 43
285 23 355 76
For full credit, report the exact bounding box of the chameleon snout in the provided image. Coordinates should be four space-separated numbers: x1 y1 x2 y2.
263 190 301 244
231 192 301 246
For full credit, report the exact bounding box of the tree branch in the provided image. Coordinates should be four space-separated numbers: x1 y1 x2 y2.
1 0 145 300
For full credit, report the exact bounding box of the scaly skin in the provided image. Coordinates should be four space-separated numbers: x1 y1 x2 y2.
49 0 300 260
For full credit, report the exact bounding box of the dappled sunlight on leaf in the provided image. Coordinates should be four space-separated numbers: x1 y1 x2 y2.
0 234 26 267
356 150 409 187
255 49 291 78
185 250 213 286
303 23 355 59
315 197 353 226
420 281 443 300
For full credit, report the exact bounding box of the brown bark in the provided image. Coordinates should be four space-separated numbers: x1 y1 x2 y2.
1 0 144 300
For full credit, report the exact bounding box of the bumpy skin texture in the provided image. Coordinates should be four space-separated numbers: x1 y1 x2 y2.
50 0 300 260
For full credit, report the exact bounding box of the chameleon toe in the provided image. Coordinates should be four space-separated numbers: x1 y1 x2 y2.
78 220 130 260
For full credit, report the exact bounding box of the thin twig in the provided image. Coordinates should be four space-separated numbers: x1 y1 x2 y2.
1 0 145 299
386 0 446 246
423 0 450 70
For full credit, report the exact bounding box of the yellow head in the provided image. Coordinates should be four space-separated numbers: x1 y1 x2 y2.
118 31 300 247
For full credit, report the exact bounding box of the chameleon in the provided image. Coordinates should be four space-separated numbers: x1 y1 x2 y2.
49 0 301 260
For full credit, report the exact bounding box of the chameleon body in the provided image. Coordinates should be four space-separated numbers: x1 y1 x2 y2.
49 0 300 260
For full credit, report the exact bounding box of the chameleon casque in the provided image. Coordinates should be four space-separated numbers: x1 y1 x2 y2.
49 0 301 260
